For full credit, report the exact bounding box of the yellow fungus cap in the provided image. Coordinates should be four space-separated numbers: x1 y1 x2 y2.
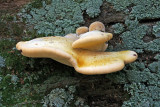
72 31 113 51
76 26 89 35
89 21 105 32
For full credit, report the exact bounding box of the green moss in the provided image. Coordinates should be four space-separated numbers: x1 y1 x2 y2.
0 15 24 37
0 39 30 105
30 0 43 8
1 14 14 22
11 23 24 36
0 39 28 72
0 19 10 36
19 0 103 36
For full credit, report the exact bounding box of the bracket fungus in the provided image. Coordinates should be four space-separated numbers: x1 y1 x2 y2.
16 21 138 75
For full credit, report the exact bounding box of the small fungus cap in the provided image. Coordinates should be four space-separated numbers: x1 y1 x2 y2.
89 21 105 32
72 31 113 49
76 26 89 35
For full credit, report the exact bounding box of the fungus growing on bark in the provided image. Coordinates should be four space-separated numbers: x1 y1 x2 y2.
73 21 109 51
16 36 138 75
